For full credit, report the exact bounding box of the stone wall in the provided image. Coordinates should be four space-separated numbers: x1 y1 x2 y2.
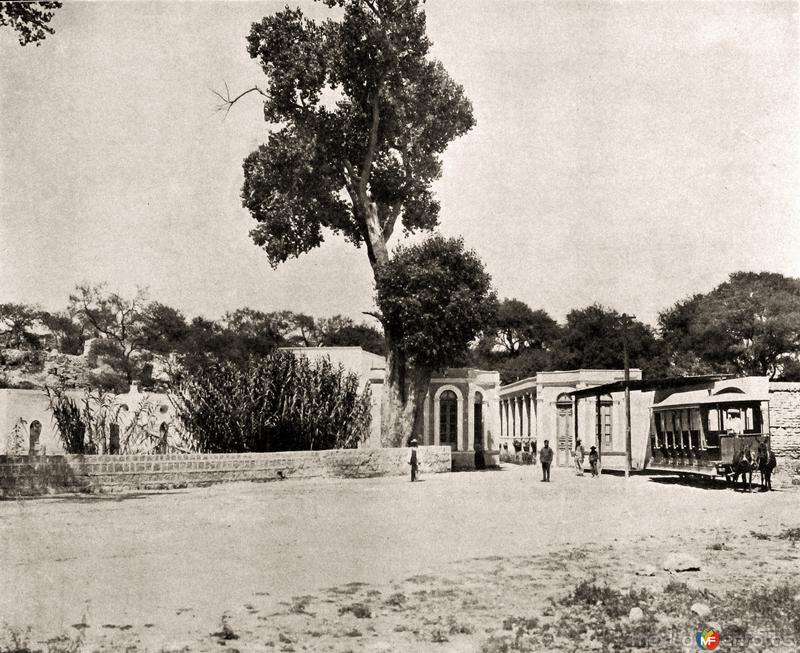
0 446 452 497
769 383 800 464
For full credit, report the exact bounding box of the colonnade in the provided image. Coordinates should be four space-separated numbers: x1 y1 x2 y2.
498 392 536 440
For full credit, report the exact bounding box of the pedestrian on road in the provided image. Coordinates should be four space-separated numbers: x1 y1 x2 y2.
540 440 553 482
589 446 599 477
764 450 777 491
409 438 419 482
574 439 585 476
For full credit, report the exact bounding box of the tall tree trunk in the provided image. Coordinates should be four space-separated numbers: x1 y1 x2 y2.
380 343 431 447
362 199 427 446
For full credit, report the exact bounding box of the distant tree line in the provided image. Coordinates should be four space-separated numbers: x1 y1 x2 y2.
0 283 385 391
471 271 800 384
2 270 799 390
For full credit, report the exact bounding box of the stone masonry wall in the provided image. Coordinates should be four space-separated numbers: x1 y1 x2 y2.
0 446 451 497
769 382 800 484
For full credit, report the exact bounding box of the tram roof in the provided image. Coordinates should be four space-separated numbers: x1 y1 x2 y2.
570 374 731 399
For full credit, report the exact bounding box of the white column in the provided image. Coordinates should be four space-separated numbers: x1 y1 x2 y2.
423 392 431 445
467 384 477 451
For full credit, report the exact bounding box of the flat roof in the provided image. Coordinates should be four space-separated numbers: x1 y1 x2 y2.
570 374 732 398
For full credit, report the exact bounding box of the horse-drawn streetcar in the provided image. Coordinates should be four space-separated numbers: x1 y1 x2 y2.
570 375 772 482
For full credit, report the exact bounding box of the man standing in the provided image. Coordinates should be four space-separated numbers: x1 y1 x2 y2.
574 439 585 476
540 439 553 482
589 446 599 477
409 438 419 482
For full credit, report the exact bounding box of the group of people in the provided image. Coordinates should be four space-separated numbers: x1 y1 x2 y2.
536 438 599 481
571 439 599 478
730 438 777 492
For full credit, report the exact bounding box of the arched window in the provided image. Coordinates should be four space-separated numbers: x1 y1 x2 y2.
29 420 41 455
439 390 458 449
556 392 572 407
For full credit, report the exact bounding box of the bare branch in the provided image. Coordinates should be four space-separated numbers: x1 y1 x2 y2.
362 310 384 325
211 83 267 118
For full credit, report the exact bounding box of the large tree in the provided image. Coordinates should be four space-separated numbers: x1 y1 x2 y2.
557 304 667 377
659 271 800 378
232 0 475 441
69 284 153 386
0 303 42 349
0 1 61 46
374 235 496 444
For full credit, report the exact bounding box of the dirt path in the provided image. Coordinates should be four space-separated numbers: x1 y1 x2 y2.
1 466 798 651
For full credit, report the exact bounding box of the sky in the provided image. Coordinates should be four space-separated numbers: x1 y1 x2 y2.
1 0 798 328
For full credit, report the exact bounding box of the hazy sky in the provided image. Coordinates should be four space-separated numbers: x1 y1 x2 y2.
1 1 798 327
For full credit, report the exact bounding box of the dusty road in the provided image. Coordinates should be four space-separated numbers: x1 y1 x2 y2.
1 465 798 651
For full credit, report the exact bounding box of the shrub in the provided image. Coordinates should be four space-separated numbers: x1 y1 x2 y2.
172 351 371 453
45 387 87 454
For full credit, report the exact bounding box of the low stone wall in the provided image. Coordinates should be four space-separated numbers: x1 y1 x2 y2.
0 446 452 497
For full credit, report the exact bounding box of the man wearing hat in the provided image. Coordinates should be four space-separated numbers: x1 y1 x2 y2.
409 438 419 482
589 445 599 477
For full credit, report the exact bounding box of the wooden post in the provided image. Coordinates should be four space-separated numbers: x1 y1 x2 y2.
624 343 631 478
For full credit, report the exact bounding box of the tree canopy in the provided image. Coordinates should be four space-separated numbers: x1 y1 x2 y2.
0 1 61 46
659 271 800 378
375 235 496 373
239 0 474 269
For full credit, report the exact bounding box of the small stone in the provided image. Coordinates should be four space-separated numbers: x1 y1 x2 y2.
635 565 658 577
628 607 644 622
662 553 701 573
691 602 711 617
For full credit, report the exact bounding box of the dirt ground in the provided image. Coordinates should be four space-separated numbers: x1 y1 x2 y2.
1 465 799 652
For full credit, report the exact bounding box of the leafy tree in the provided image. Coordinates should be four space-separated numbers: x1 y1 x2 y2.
0 303 41 349
321 319 386 355
140 303 190 354
230 0 474 442
39 310 87 355
659 272 800 378
492 298 560 354
0 1 61 46
374 235 496 444
557 304 667 377
69 284 152 386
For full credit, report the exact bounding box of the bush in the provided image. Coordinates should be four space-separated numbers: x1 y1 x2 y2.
45 387 87 454
172 351 371 453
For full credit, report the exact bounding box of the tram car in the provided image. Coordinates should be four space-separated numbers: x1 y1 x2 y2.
646 376 770 478
570 375 771 478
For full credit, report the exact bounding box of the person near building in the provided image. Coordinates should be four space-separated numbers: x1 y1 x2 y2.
589 446 599 477
764 449 777 491
540 440 553 482
574 439 585 476
409 438 419 482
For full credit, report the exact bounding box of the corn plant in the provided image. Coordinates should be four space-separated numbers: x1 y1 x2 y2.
45 387 87 454
172 351 371 453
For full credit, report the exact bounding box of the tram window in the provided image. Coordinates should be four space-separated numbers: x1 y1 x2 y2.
707 409 720 432
744 407 753 431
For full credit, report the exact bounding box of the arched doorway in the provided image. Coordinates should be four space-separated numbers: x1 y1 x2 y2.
473 391 485 468
29 420 41 455
473 391 484 449
439 390 458 450
109 423 120 455
555 393 573 466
